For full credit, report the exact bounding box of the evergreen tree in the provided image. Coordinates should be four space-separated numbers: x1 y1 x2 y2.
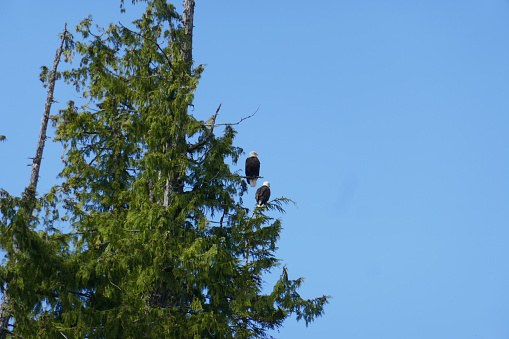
0 1 329 337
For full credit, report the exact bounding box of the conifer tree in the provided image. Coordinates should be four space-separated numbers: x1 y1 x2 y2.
0 1 329 337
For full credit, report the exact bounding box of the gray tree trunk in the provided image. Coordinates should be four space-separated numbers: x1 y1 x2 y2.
183 0 195 64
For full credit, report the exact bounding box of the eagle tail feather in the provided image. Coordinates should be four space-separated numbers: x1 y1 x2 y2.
248 178 257 187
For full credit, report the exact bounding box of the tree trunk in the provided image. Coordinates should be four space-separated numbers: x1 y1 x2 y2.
162 0 195 207
182 0 195 64
156 0 196 310
0 26 67 339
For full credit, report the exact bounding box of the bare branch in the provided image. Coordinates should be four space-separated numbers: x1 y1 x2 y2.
108 277 123 293
189 106 259 156
87 149 104 166
187 104 221 153
206 106 259 127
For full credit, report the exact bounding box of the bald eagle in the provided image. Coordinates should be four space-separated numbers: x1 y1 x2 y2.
255 181 271 206
245 151 260 187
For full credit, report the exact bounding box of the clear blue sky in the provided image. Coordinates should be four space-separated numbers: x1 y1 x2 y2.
1 1 509 338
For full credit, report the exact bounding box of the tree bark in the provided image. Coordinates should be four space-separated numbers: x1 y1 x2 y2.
182 0 195 64
0 26 67 339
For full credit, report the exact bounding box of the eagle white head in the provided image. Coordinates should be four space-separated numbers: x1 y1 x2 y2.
249 151 259 157
263 181 270 187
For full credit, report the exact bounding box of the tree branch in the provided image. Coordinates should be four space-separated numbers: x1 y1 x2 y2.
239 175 263 180
108 277 123 293
187 104 221 153
206 106 259 127
0 327 19 338
30 25 68 191
118 22 172 67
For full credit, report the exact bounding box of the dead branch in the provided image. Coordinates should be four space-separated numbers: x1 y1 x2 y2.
187 104 221 153
108 277 123 293
206 106 259 127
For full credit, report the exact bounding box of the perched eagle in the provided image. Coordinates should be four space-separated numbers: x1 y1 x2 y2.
245 151 260 187
255 181 271 207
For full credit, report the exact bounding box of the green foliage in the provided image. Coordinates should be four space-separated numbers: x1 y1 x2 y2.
0 1 329 337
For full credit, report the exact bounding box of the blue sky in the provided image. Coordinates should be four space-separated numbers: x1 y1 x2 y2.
1 1 509 338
